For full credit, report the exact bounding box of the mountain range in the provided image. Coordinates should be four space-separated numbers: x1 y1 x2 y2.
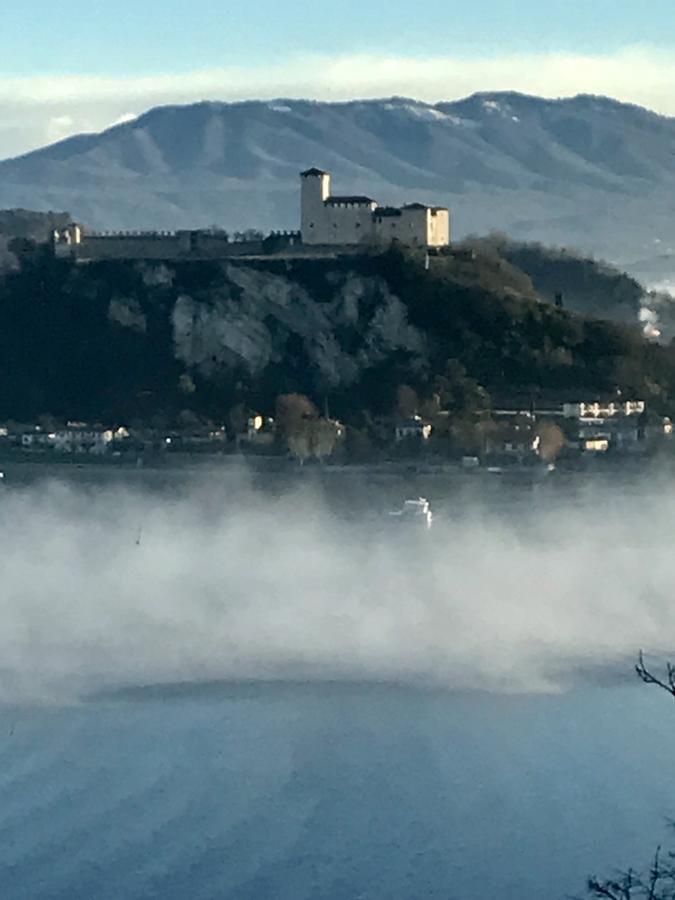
1 92 674 279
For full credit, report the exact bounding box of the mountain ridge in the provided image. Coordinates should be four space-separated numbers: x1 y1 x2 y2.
1 91 674 276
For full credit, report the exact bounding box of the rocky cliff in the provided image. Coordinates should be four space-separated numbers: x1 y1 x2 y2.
0 245 673 424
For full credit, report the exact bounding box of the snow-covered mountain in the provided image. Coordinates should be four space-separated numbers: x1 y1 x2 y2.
1 92 674 272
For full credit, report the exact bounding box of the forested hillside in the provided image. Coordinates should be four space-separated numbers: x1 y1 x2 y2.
1 243 673 430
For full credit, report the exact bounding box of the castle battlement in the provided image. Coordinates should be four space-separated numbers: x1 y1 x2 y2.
52 169 450 262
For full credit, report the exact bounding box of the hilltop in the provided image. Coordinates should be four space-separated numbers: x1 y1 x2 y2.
1 242 673 443
1 93 674 278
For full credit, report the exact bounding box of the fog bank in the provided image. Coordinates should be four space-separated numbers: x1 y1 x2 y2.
0 475 673 702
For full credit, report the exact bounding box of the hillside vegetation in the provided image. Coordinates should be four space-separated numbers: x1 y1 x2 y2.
464 234 646 323
1 242 673 436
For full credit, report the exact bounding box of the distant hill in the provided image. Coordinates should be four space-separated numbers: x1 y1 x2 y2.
1 244 673 427
1 93 675 277
0 209 71 242
463 235 647 324
0 208 71 268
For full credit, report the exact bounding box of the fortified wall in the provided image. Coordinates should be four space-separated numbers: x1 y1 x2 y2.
52 227 302 263
52 168 451 263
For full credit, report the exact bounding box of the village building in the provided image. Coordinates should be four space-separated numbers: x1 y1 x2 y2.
395 416 433 443
562 399 647 453
237 414 276 449
17 424 115 454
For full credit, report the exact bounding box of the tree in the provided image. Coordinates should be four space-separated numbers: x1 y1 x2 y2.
276 393 318 462
310 418 341 462
434 360 491 420
587 850 670 900
178 373 196 395
287 429 312 465
275 393 318 438
535 420 566 463
396 384 419 419
227 402 248 440
584 654 675 899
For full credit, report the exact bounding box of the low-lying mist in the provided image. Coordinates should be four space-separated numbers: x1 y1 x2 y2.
1 471 674 703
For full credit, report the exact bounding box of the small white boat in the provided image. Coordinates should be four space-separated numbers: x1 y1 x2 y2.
389 497 433 529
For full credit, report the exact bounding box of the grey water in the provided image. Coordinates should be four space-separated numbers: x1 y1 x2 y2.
1 682 673 900
1 461 674 899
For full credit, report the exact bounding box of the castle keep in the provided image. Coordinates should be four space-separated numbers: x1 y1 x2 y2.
52 169 450 261
300 168 450 248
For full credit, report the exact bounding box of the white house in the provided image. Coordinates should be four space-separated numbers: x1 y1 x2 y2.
300 168 450 249
563 401 645 419
52 427 114 454
562 399 646 453
395 417 433 443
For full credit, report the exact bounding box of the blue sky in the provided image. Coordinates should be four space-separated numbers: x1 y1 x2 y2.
3 0 675 75
1 0 675 157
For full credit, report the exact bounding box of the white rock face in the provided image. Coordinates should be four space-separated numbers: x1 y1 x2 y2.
108 297 147 333
171 265 427 387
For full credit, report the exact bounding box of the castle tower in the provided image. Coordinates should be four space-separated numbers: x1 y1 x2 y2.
300 167 331 244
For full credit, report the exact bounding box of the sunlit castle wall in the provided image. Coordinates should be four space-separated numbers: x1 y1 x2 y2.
301 169 450 248
427 207 450 247
372 205 450 248
301 168 378 245
318 198 378 245
373 206 426 246
300 168 332 245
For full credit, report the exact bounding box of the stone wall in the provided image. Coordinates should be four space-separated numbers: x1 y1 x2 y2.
62 231 302 262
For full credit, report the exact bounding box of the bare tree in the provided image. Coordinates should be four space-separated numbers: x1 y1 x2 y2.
587 849 667 899
310 418 340 462
287 429 312 465
584 655 675 899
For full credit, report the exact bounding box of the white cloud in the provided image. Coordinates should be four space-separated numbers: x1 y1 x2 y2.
1 45 674 159
46 114 75 143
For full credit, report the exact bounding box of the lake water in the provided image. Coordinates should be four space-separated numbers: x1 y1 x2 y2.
1 461 674 898
1 681 673 899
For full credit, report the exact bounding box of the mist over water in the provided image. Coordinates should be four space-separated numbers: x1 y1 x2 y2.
1 467 674 703
3 467 675 900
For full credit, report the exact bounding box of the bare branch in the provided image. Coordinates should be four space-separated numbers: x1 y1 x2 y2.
636 652 675 699
584 658 675 899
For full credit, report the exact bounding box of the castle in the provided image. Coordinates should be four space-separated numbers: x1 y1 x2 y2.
300 168 450 248
52 169 450 261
